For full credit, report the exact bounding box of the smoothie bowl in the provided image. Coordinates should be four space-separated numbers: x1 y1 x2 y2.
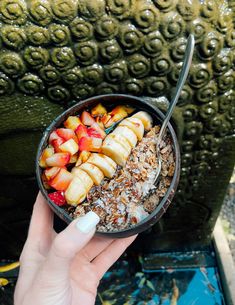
36 94 180 238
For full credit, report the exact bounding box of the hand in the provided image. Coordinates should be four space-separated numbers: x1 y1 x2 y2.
14 192 137 305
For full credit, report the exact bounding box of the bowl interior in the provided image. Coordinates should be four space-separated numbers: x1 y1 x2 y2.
36 94 180 238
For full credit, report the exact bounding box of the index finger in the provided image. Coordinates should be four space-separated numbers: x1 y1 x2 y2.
27 192 54 241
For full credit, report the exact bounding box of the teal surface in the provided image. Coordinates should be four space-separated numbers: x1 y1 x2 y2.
96 259 225 305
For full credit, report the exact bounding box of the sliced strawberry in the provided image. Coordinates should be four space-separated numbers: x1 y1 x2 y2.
44 166 61 180
88 123 106 139
48 168 73 191
75 151 91 166
87 127 102 138
56 128 78 143
48 191 66 206
51 138 64 152
81 111 96 126
59 138 79 155
49 130 62 144
91 103 107 117
79 137 102 152
64 116 82 131
39 147 54 168
75 124 88 140
46 152 70 167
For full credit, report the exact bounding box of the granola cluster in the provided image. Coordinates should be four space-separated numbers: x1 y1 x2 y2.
69 126 175 231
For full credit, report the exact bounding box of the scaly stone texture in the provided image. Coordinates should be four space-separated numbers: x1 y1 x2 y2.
0 0 234 257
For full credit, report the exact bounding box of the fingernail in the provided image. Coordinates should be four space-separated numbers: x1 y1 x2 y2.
76 211 100 233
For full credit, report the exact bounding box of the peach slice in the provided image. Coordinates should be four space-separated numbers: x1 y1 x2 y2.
64 116 82 131
46 152 71 167
75 151 91 166
79 137 102 152
59 138 79 155
91 103 107 117
48 168 73 191
44 166 61 180
81 111 96 126
39 147 54 168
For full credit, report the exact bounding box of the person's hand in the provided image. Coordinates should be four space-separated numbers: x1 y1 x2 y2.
14 192 137 305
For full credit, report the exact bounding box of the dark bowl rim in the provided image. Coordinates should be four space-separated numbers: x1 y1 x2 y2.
36 94 181 238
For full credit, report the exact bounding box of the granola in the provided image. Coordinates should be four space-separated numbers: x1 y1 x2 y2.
68 126 175 232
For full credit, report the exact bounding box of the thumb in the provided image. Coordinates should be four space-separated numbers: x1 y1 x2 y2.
41 211 100 283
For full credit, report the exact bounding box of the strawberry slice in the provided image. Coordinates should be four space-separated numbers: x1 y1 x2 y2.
79 137 102 152
39 147 54 168
56 128 78 143
88 123 106 139
49 130 62 144
46 152 70 167
48 191 66 206
51 138 64 152
81 111 96 126
75 124 88 140
48 168 73 191
87 127 102 138
64 116 82 131
44 166 61 180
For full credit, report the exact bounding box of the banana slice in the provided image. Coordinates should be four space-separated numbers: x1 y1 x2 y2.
101 153 117 169
71 167 94 192
102 138 129 167
65 176 87 206
119 117 144 140
105 133 132 154
132 111 153 131
112 126 137 148
87 153 117 178
79 162 104 185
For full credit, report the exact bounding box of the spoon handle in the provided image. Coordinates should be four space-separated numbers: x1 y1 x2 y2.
158 34 195 143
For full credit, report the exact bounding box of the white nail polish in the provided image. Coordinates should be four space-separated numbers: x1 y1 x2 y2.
76 211 100 233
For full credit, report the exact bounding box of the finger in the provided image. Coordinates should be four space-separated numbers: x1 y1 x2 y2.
15 192 54 304
28 192 54 238
80 236 114 262
40 211 100 284
92 235 137 279
22 192 54 257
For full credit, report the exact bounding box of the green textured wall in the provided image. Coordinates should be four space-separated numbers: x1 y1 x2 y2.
0 0 234 258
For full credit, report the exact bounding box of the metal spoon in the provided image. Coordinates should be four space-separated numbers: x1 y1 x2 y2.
154 34 195 184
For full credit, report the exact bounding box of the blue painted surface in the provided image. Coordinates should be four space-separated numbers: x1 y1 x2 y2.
96 260 225 305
